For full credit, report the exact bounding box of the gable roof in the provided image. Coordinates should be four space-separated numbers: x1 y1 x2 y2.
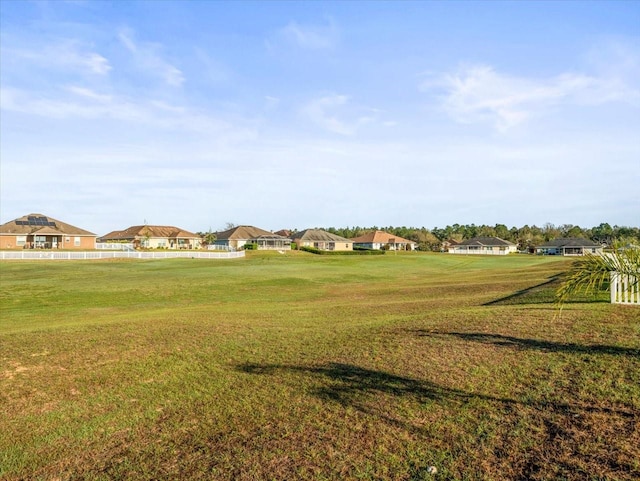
215 225 280 241
350 230 415 245
100 225 199 241
292 229 352 243
456 236 515 247
537 237 601 248
0 214 96 237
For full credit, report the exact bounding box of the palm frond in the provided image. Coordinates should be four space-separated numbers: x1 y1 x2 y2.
555 246 640 307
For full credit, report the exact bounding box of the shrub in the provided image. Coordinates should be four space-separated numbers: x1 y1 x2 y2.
300 246 385 256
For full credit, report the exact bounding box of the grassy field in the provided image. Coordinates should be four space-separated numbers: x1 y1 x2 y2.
1 251 638 480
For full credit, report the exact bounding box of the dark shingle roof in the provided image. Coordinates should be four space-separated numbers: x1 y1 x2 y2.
537 238 601 248
457 236 515 247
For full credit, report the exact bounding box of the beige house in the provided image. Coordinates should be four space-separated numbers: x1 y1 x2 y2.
213 225 290 250
350 230 417 251
291 229 353 251
100 225 201 249
448 236 517 255
0 214 97 249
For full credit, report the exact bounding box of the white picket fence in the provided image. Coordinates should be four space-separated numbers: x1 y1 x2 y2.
95 243 135 251
0 250 245 260
610 272 639 305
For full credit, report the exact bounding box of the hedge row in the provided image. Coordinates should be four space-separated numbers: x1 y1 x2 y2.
299 246 386 256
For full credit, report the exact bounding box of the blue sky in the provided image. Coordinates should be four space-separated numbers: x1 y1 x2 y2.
1 1 638 235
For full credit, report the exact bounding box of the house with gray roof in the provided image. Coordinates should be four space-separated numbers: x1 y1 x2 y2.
448 236 517 255
291 229 353 251
535 238 603 256
213 225 290 250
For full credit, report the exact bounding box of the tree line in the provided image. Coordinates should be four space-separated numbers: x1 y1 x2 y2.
320 223 640 251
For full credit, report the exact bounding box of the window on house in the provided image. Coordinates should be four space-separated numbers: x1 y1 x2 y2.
16 236 27 246
74 237 81 246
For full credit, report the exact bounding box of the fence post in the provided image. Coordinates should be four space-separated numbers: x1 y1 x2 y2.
611 272 618 304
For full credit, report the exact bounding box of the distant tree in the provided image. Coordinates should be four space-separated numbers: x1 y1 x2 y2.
494 224 510 240
564 225 585 238
413 229 440 251
478 225 496 237
542 222 560 241
592 223 614 245
201 229 217 246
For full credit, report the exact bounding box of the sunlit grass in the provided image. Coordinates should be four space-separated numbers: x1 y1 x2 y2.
1 252 638 480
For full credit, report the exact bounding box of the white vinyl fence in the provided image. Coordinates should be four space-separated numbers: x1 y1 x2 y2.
96 243 135 251
610 272 639 305
0 250 245 260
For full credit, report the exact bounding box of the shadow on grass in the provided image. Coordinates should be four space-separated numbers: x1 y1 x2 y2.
413 331 640 357
482 274 608 306
236 362 634 426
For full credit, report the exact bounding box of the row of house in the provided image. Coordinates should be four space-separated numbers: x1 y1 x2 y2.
447 236 603 256
0 213 604 256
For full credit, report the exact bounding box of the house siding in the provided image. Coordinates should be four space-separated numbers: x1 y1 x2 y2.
449 245 516 255
1 234 96 250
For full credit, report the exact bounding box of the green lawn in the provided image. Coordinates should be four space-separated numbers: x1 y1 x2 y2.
1 252 638 480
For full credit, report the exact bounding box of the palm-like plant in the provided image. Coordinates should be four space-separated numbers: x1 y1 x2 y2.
556 246 639 306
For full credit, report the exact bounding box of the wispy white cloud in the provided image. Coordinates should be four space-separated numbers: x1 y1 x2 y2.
302 94 354 135
422 58 640 131
65 85 112 102
0 85 236 135
118 28 184 87
2 39 111 75
301 94 394 135
193 47 232 85
267 18 339 53
281 19 338 49
264 95 280 110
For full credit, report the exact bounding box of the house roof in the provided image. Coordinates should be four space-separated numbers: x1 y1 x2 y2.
100 225 199 240
350 230 415 245
215 225 281 241
292 229 352 243
0 214 96 237
537 238 601 248
456 236 516 247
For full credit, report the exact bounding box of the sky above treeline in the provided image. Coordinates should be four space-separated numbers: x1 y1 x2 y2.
1 1 639 236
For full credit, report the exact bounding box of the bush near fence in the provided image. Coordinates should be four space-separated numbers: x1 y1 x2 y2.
300 246 385 256
0 251 245 260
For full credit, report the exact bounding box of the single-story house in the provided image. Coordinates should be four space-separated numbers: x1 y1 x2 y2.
535 238 603 256
350 230 417 251
291 229 353 251
440 239 460 252
274 229 292 238
213 225 290 250
0 213 97 249
99 225 201 249
448 236 517 255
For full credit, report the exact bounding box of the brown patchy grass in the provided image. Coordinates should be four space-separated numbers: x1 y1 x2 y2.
1 252 638 480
